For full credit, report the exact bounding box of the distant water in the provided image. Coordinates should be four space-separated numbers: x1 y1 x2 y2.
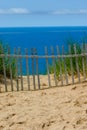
0 26 87 74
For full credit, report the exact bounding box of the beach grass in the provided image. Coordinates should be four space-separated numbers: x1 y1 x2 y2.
49 42 87 79
0 41 16 79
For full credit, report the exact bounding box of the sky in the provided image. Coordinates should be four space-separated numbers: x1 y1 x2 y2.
0 0 87 27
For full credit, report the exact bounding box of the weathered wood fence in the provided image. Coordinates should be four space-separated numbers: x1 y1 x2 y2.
0 44 87 92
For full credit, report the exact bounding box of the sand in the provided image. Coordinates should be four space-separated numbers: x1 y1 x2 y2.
0 75 87 130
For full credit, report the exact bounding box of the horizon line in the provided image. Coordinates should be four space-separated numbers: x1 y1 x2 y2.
0 25 87 28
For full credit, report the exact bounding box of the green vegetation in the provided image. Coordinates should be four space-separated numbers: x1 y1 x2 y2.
49 42 87 79
0 41 16 79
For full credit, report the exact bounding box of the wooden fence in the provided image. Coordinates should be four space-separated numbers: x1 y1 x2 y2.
0 44 87 92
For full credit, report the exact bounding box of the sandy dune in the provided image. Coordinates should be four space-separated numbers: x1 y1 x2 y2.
0 75 87 130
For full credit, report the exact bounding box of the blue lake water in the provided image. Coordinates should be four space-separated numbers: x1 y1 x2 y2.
0 26 87 74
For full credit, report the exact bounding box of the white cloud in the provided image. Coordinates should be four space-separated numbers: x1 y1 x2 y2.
51 9 72 15
9 8 29 14
0 8 87 15
52 9 87 15
0 8 30 14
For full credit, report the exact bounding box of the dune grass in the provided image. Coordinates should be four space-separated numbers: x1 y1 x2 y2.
49 42 87 79
0 41 16 79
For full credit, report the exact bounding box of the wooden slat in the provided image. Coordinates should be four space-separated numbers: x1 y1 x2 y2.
45 46 51 87
1 53 87 59
18 48 23 90
56 45 63 86
62 46 68 85
8 47 13 91
14 48 19 91
81 44 86 81
1 46 7 92
31 48 36 90
25 48 30 90
51 46 57 86
35 49 40 89
69 45 74 84
74 44 80 82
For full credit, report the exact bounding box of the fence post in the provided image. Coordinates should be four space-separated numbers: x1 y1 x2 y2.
18 48 23 91
69 45 74 84
51 46 58 86
35 49 40 89
25 48 30 90
14 48 19 91
74 44 80 83
1 46 7 92
85 44 87 77
62 46 68 85
8 47 13 91
45 46 51 87
31 48 36 90
56 45 63 86
81 43 86 81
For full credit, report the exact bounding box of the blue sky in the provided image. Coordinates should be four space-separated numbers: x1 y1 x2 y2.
0 0 87 27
